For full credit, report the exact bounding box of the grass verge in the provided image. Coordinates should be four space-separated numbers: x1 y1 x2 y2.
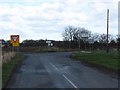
71 51 119 73
2 54 26 87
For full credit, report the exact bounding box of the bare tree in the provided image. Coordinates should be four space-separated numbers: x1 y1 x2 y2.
90 33 100 42
99 34 107 43
98 34 116 44
62 25 77 41
62 26 91 49
63 26 91 41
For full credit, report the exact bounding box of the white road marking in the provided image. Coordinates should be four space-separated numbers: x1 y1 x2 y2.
63 74 78 88
50 63 58 70
50 63 78 88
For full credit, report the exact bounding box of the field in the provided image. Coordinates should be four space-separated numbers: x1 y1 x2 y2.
19 46 77 52
72 50 119 72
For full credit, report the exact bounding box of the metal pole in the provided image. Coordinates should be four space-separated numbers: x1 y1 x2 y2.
12 46 14 53
85 41 86 51
90 43 92 51
92 43 93 51
106 9 109 53
17 46 19 55
78 37 80 50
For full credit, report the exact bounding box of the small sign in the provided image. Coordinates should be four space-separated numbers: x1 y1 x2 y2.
88 39 94 44
46 41 51 44
81 37 88 42
10 35 20 46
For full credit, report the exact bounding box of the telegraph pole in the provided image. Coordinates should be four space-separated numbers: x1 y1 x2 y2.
106 9 109 53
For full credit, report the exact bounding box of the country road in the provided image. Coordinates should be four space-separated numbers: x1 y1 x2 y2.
6 52 118 88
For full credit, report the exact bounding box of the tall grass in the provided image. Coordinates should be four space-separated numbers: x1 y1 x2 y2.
2 52 16 64
2 54 25 87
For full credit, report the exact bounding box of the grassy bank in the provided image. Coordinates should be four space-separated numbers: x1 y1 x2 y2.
2 54 26 87
72 51 119 72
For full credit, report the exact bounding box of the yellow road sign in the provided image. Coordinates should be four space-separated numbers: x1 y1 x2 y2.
10 35 20 46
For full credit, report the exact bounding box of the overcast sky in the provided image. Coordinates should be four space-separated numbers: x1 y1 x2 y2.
0 0 118 42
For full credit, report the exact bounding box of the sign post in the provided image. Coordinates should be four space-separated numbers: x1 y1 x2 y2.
81 34 89 51
10 35 20 55
88 38 94 51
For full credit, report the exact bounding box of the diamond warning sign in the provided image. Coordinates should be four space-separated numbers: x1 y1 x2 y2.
10 35 20 46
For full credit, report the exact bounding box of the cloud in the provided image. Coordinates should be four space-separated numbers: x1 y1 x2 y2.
0 0 118 41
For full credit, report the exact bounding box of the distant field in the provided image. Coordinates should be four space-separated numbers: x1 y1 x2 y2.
19 46 77 52
72 50 119 72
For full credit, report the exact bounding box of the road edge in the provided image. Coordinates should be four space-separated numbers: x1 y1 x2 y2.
2 54 27 88
70 53 118 79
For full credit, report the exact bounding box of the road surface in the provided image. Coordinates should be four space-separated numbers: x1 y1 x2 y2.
6 52 118 88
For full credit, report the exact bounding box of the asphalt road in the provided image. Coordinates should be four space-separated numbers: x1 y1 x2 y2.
6 52 118 88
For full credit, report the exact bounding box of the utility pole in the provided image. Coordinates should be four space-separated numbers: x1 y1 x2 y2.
106 9 109 53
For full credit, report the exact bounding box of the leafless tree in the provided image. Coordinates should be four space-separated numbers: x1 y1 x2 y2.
62 26 92 49
90 33 100 42
62 26 77 41
62 26 91 41
98 34 107 43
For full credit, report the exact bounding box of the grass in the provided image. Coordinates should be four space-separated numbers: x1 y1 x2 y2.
2 54 25 87
72 50 119 72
